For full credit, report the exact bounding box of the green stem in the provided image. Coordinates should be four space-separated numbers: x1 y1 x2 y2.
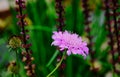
112 70 115 77
46 52 65 77
46 50 59 67
15 50 19 76
11 74 16 77
14 74 16 77
12 74 14 77
15 50 19 65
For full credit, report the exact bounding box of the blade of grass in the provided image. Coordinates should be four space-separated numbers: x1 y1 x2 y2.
66 56 72 77
46 50 59 67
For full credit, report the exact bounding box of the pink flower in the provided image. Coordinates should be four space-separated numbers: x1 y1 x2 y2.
52 31 89 58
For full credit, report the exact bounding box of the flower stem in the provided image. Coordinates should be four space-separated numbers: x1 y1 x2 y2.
15 50 19 66
46 52 65 77
46 50 59 67
11 74 14 77
11 74 16 77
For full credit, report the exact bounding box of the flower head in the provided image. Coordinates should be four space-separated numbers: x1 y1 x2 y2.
7 61 19 74
52 31 89 58
8 36 22 49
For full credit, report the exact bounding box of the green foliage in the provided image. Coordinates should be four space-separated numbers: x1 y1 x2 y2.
0 0 119 77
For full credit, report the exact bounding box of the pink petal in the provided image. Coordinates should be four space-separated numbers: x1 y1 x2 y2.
82 42 87 46
83 47 89 55
67 50 71 55
51 41 60 46
77 50 86 58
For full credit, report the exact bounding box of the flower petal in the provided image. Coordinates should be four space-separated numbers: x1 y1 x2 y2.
67 50 71 55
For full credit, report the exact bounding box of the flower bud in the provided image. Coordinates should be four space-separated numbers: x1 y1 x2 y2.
22 56 27 62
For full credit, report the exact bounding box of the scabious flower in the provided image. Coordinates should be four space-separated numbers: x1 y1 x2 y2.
52 30 89 58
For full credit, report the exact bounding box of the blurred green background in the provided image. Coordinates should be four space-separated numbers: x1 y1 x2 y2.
0 0 119 77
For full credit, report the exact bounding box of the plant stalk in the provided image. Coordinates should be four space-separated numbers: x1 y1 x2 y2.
46 52 65 77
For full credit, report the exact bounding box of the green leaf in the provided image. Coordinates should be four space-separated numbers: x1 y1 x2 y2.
46 50 59 67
